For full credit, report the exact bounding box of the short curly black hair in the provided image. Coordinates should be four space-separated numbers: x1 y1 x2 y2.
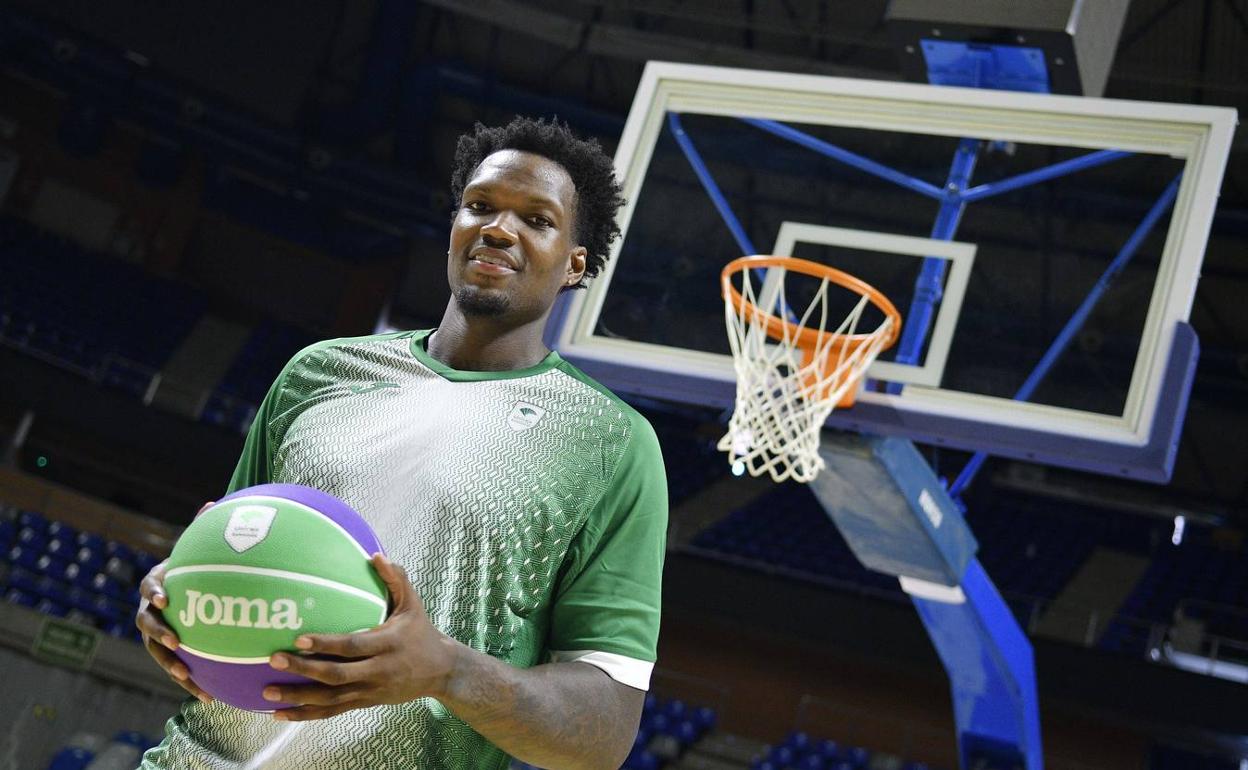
450 117 625 289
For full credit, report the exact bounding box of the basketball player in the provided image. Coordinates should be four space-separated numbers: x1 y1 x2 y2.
134 118 668 770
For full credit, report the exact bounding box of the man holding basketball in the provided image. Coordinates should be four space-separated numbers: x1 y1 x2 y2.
135 118 667 770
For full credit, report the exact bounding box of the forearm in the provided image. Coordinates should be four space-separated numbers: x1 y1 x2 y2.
438 638 641 770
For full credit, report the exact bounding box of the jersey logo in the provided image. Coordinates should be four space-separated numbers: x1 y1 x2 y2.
224 505 278 553
349 382 400 395
507 401 546 432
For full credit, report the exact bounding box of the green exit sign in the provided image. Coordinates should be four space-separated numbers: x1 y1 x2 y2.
31 618 99 670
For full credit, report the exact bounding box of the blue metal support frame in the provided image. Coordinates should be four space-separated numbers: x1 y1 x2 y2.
732 117 1136 386
948 174 1183 497
960 150 1132 203
894 138 981 372
668 113 798 321
667 113 758 257
742 118 946 200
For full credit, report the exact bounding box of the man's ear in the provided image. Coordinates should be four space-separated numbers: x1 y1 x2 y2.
566 246 588 287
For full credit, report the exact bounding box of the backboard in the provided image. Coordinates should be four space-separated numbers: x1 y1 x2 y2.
547 62 1237 482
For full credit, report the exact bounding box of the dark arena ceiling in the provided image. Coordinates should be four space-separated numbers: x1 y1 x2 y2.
1 0 1245 522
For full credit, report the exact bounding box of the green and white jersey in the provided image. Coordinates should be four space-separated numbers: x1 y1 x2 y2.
142 329 668 770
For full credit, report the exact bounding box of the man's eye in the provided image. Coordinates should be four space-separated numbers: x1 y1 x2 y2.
529 216 552 228
465 201 488 212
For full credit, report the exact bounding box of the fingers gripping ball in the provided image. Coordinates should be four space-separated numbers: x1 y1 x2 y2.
162 484 388 711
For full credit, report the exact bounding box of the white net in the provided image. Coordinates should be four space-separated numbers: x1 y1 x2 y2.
718 262 897 483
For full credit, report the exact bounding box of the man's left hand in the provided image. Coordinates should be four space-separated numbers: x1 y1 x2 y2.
263 554 460 721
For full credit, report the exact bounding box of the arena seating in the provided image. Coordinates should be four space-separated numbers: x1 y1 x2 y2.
686 478 1193 639
748 731 940 770
961 492 1106 601
688 482 911 600
43 730 158 770
633 405 731 507
0 214 205 397
0 213 323 434
688 472 1248 672
509 694 718 770
1103 527 1248 656
0 502 152 643
1149 743 1241 770
201 321 314 433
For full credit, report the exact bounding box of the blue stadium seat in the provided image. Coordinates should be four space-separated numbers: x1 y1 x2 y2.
62 562 96 590
35 554 68 578
44 536 74 561
105 540 134 562
88 594 125 627
17 510 48 532
103 555 136 585
622 748 659 770
34 575 71 605
66 586 97 615
91 572 127 601
662 698 686 721
693 705 716 733
134 550 160 575
769 745 796 766
816 739 841 760
35 598 69 617
673 720 699 745
75 530 106 552
646 712 670 735
844 746 870 767
6 565 40 594
8 544 41 571
16 526 47 553
74 543 105 572
46 520 78 542
798 753 825 770
5 587 37 608
784 731 811 751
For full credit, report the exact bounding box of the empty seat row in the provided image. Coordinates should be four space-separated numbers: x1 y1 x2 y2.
752 730 940 770
1 505 157 643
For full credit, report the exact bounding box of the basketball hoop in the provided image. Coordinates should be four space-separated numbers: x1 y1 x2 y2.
718 255 902 483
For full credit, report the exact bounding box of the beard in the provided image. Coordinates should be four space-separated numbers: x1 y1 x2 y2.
455 284 510 317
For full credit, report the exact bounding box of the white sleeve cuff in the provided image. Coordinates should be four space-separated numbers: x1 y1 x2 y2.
548 649 655 690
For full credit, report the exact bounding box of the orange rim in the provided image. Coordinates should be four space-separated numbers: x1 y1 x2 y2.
721 255 903 353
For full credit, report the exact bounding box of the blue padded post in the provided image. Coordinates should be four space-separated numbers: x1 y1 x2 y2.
809 433 976 586
910 560 1043 770
810 434 1041 770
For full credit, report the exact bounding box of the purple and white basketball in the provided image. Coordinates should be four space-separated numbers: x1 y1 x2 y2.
162 483 388 711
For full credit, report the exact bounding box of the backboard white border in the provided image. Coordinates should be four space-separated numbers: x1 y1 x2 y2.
768 223 976 388
554 61 1237 450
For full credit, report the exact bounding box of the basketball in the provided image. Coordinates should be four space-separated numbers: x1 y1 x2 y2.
161 483 388 711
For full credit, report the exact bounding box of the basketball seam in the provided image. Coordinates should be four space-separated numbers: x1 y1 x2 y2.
164 564 388 610
221 494 378 561
178 629 379 665
175 645 273 665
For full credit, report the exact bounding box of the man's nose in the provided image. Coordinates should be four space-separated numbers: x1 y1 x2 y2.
480 214 517 246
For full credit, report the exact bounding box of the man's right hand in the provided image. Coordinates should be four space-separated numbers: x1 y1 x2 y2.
134 502 214 704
